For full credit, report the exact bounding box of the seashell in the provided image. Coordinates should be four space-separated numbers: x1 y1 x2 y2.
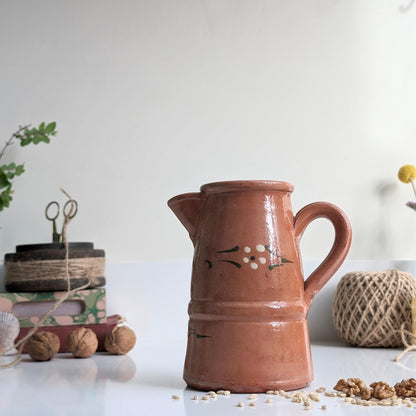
0 312 19 355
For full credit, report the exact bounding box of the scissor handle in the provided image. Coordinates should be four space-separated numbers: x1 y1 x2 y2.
45 201 60 221
63 199 78 219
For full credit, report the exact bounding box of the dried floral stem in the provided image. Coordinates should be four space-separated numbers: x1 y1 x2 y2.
410 179 416 200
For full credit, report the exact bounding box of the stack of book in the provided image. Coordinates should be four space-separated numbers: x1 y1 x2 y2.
0 243 120 353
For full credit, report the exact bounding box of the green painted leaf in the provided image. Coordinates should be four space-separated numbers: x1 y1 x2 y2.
281 258 293 263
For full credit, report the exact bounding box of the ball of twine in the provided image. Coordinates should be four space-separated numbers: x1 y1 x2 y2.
332 269 416 347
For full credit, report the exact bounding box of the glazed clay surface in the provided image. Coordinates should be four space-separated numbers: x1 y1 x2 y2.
168 180 352 392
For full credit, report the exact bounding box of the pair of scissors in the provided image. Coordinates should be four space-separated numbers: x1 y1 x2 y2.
45 200 78 243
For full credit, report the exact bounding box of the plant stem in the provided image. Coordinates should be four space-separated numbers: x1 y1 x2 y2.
410 178 416 200
0 124 30 162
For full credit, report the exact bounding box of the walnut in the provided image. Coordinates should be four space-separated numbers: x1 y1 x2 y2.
349 378 367 394
104 326 136 355
395 378 416 397
334 378 363 396
360 388 373 400
27 331 60 361
370 381 395 399
66 328 98 358
333 378 373 399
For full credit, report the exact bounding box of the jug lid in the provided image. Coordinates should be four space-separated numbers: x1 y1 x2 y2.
200 180 294 193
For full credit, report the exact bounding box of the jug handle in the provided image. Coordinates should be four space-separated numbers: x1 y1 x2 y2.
294 201 352 308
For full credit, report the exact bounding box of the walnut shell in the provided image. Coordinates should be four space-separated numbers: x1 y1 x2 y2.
105 326 136 355
27 331 60 361
66 328 98 358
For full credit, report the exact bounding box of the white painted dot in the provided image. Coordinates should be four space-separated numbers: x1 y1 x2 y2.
259 257 266 264
256 244 265 252
250 263 258 270
243 257 249 263
244 246 251 253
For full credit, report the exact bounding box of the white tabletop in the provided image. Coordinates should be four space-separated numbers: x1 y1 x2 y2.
1 340 415 415
1 260 416 415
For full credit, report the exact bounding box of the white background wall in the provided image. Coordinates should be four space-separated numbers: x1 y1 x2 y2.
0 0 416 262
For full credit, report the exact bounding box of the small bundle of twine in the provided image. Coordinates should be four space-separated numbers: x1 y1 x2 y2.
332 269 416 348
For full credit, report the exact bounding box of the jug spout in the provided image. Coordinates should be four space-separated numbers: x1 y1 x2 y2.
168 192 202 242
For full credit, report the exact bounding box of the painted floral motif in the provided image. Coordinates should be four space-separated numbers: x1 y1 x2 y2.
242 245 267 270
205 244 293 270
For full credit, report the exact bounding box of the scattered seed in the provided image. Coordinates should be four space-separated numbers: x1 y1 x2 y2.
309 393 321 402
321 405 327 410
217 390 225 395
249 402 256 407
172 395 180 400
223 390 231 396
192 395 199 401
248 393 258 400
237 402 244 407
266 390 274 395
202 396 210 401
266 398 273 404
305 405 313 410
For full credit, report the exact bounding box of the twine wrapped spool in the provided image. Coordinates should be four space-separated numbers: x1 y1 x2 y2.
4 242 105 292
332 269 416 347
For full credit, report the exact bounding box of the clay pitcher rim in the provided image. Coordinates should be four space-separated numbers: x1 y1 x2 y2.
200 180 294 193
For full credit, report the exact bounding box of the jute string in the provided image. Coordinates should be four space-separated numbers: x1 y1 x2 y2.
0 188 93 369
332 269 416 348
393 323 416 362
5 257 105 284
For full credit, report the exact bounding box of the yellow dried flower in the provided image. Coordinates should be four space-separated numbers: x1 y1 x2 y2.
398 165 416 184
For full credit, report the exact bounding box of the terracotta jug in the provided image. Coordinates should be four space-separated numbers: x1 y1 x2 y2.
168 180 352 393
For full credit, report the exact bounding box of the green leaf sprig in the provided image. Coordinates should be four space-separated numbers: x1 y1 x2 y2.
0 122 57 211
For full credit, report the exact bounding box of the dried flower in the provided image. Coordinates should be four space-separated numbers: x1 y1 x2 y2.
398 165 416 212
406 201 416 212
398 165 416 184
